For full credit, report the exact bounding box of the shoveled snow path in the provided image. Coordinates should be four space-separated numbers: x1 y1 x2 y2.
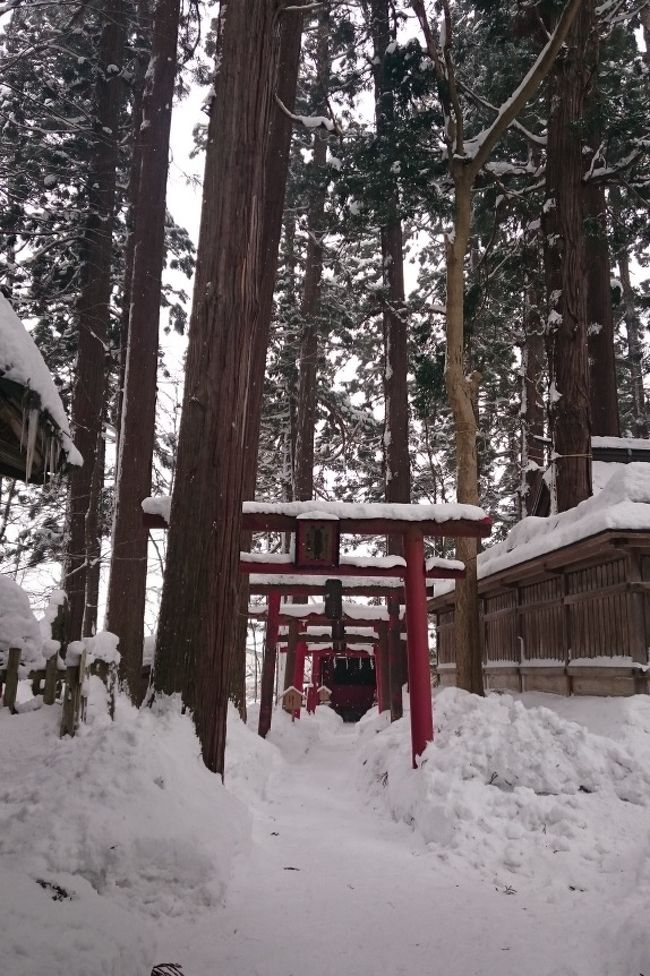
155 716 609 976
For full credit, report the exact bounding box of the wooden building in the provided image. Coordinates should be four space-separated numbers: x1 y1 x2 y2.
432 455 650 696
0 293 81 482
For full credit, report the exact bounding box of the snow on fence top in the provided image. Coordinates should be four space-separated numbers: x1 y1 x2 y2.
435 463 650 596
0 293 81 468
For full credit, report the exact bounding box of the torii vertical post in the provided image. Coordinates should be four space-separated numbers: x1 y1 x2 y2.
292 639 307 719
403 529 434 766
388 598 403 722
258 591 281 738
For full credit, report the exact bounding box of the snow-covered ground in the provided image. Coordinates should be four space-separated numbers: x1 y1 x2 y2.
2 686 650 975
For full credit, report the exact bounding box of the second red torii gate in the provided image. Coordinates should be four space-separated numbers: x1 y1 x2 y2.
238 500 490 767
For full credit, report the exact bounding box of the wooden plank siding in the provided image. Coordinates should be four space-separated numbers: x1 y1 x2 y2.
431 531 650 697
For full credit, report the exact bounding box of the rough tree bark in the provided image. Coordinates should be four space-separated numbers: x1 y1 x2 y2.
83 429 105 637
520 282 546 517
64 0 127 641
369 0 410 718
153 0 301 775
230 8 304 718
543 1 594 512
583 62 619 437
115 0 152 455
411 0 584 693
618 242 648 438
293 9 330 502
105 0 181 703
585 177 619 436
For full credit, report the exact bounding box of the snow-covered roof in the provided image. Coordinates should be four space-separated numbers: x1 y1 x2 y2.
435 463 650 597
0 292 81 471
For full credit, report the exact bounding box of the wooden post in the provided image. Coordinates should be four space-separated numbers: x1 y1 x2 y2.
283 620 299 692
292 639 307 719
60 648 87 737
3 647 21 712
403 530 434 766
306 651 319 713
388 596 403 721
376 622 390 713
258 591 281 738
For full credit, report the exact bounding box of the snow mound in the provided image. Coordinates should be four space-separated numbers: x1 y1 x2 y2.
0 574 44 667
0 688 250 975
357 688 650 885
0 292 81 466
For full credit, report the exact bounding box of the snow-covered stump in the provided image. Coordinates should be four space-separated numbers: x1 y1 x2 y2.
60 643 86 737
2 646 21 712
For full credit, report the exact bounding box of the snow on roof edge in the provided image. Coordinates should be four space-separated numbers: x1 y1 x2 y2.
0 293 82 468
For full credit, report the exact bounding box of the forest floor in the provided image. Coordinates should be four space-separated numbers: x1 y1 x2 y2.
2 684 650 976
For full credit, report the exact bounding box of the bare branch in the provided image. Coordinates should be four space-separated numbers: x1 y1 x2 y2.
465 0 584 177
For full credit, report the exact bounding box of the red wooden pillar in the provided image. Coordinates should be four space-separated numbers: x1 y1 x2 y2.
306 650 319 714
374 634 385 712
258 591 281 738
403 529 434 767
292 639 307 719
388 596 403 721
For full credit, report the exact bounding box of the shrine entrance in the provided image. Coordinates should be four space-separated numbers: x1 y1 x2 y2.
144 496 490 767
240 500 490 767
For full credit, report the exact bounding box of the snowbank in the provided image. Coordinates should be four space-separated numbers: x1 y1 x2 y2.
0 292 81 467
357 688 650 888
0 687 250 975
0 574 44 667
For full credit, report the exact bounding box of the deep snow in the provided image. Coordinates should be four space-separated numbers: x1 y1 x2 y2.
2 686 650 975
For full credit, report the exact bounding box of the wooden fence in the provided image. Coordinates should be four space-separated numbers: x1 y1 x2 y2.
431 530 650 696
0 642 117 734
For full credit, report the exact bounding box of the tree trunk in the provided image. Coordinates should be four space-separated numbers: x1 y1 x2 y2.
520 280 545 516
543 1 593 513
230 6 304 717
116 0 152 455
446 172 483 695
584 181 619 435
83 429 105 637
618 242 648 438
105 0 181 703
64 0 127 642
153 0 301 776
293 9 330 502
369 0 410 714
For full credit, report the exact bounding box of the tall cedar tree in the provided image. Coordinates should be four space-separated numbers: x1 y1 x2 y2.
412 0 584 693
543 0 594 512
368 0 410 721
153 0 302 775
231 9 304 718
105 0 182 702
293 11 331 502
64 0 127 640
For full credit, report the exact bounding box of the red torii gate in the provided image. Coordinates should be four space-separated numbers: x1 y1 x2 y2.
143 497 491 767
